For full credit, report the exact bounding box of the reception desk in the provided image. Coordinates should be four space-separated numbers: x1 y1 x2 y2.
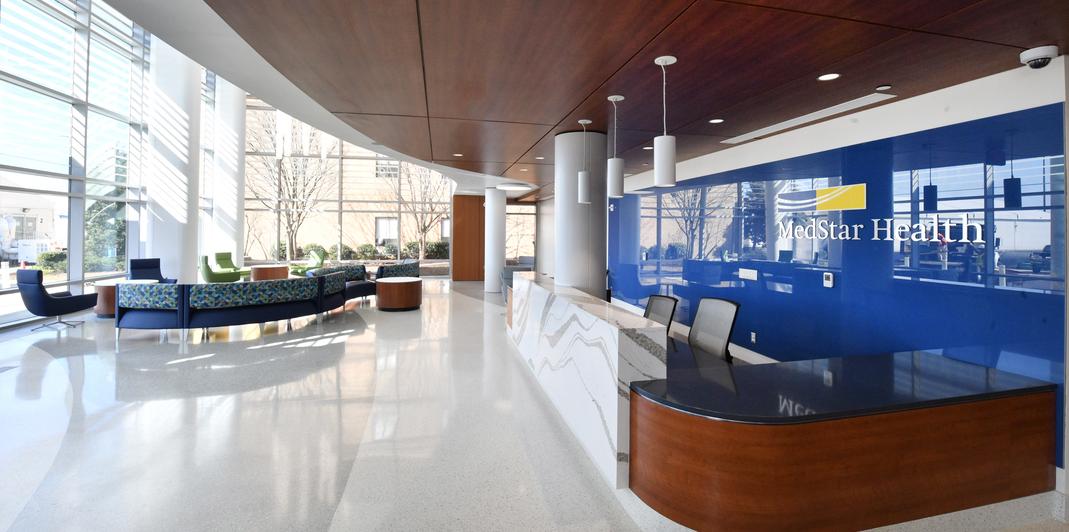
629 351 1056 530
509 272 667 488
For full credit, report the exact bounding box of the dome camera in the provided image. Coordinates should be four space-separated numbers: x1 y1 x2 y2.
1019 45 1058 69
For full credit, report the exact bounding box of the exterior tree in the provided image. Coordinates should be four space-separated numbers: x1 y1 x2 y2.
245 111 337 261
391 163 452 260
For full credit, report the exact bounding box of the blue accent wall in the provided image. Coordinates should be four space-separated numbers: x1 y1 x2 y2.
609 103 1065 464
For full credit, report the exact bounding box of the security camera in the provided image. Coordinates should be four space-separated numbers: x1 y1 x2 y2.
1019 45 1058 69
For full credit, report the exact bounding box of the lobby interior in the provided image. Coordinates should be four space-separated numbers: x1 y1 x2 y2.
1 1 1068 531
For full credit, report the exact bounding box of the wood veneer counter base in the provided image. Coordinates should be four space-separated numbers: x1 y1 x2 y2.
629 390 1055 531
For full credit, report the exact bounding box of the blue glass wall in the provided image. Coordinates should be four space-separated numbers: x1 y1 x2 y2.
609 103 1065 463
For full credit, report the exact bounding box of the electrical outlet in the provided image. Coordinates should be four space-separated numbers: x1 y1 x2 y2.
750 331 757 343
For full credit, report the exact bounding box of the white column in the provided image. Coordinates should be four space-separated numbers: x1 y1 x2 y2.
210 76 246 266
484 187 505 292
554 130 608 296
145 40 202 283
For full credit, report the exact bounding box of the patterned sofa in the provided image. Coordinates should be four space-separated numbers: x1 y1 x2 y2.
115 272 347 335
307 264 376 300
375 259 420 279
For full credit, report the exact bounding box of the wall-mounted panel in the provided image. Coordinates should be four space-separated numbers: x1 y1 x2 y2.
452 194 484 281
610 103 1066 463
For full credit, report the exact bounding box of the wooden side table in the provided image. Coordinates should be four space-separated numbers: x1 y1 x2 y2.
375 277 422 311
94 279 158 318
250 264 290 281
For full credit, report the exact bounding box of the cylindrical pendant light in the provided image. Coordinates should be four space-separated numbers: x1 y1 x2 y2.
578 119 592 204
1004 131 1022 209
607 95 625 198
922 143 938 212
653 55 677 188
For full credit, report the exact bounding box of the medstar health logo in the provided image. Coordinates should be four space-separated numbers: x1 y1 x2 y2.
776 184 866 212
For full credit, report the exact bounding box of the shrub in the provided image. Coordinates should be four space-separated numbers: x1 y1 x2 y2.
425 241 449 259
303 243 327 259
355 243 378 260
403 241 421 259
664 243 687 260
381 243 398 259
331 243 356 261
36 251 68 273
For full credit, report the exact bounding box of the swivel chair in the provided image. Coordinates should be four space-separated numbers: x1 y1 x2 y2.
16 269 97 331
128 258 177 283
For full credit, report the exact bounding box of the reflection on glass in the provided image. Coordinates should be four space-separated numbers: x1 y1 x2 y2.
84 198 126 278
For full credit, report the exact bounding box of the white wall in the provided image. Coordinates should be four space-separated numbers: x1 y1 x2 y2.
537 198 554 276
625 58 1067 192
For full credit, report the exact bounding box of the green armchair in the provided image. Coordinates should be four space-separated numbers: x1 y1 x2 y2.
200 256 241 283
290 249 327 276
214 252 251 279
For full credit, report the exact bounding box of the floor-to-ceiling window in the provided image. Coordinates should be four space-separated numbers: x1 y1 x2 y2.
0 0 148 324
243 96 454 275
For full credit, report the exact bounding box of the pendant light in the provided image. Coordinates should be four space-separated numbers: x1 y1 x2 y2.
607 95 625 198
1003 131 1022 209
653 55 677 188
577 119 592 204
922 143 938 212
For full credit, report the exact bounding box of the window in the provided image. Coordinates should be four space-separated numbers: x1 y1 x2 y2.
441 218 451 240
244 97 455 266
0 0 148 325
375 217 398 247
505 204 536 264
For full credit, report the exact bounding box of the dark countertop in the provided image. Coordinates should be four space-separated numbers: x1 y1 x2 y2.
631 348 1056 424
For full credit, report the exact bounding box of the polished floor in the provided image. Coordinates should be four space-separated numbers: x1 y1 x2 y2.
0 280 639 531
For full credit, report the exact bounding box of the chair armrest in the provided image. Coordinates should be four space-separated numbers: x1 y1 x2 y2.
52 291 73 298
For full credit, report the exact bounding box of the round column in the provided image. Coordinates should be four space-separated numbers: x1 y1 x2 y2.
554 130 608 297
484 187 506 292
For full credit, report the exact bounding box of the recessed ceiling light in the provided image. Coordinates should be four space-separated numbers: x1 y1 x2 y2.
642 163 649 166
817 73 840 81
535 156 545 160
452 153 463 157
875 84 892 91
642 146 653 150
520 168 528 172
708 118 724 124
497 183 532 191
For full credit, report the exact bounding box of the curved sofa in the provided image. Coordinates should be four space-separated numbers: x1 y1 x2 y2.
307 263 376 300
115 272 348 334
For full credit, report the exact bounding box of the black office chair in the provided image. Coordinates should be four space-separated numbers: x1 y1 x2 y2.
688 297 740 363
128 258 177 283
16 269 98 331
643 294 677 333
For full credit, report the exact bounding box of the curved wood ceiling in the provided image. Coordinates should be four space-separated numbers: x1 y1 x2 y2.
206 0 1069 189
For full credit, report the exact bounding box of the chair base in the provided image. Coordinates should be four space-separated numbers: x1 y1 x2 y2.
32 317 83 332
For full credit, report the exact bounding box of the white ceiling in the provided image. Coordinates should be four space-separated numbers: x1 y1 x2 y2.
107 0 532 197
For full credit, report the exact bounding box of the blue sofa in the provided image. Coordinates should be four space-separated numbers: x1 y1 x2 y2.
115 272 347 338
308 264 376 300
375 259 420 279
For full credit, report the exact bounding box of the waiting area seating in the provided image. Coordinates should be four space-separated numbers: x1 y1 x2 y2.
16 269 98 331
375 259 419 279
128 258 177 284
290 249 326 276
115 272 347 339
307 263 376 300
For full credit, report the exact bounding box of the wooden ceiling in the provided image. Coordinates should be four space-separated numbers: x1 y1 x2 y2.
207 0 1068 193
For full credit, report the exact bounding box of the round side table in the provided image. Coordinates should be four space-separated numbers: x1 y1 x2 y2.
94 278 158 318
250 264 290 281
375 277 423 311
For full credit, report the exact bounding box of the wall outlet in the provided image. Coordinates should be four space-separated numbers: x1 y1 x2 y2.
739 268 758 281
823 272 834 288
750 331 757 343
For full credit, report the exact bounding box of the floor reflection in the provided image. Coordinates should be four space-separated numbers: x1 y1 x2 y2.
0 280 638 532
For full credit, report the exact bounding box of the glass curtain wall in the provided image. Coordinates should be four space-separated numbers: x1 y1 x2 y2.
243 95 454 273
0 0 148 324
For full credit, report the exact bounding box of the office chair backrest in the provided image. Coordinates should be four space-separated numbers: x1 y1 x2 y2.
643 295 677 329
129 258 163 282
16 269 50 315
688 297 740 362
